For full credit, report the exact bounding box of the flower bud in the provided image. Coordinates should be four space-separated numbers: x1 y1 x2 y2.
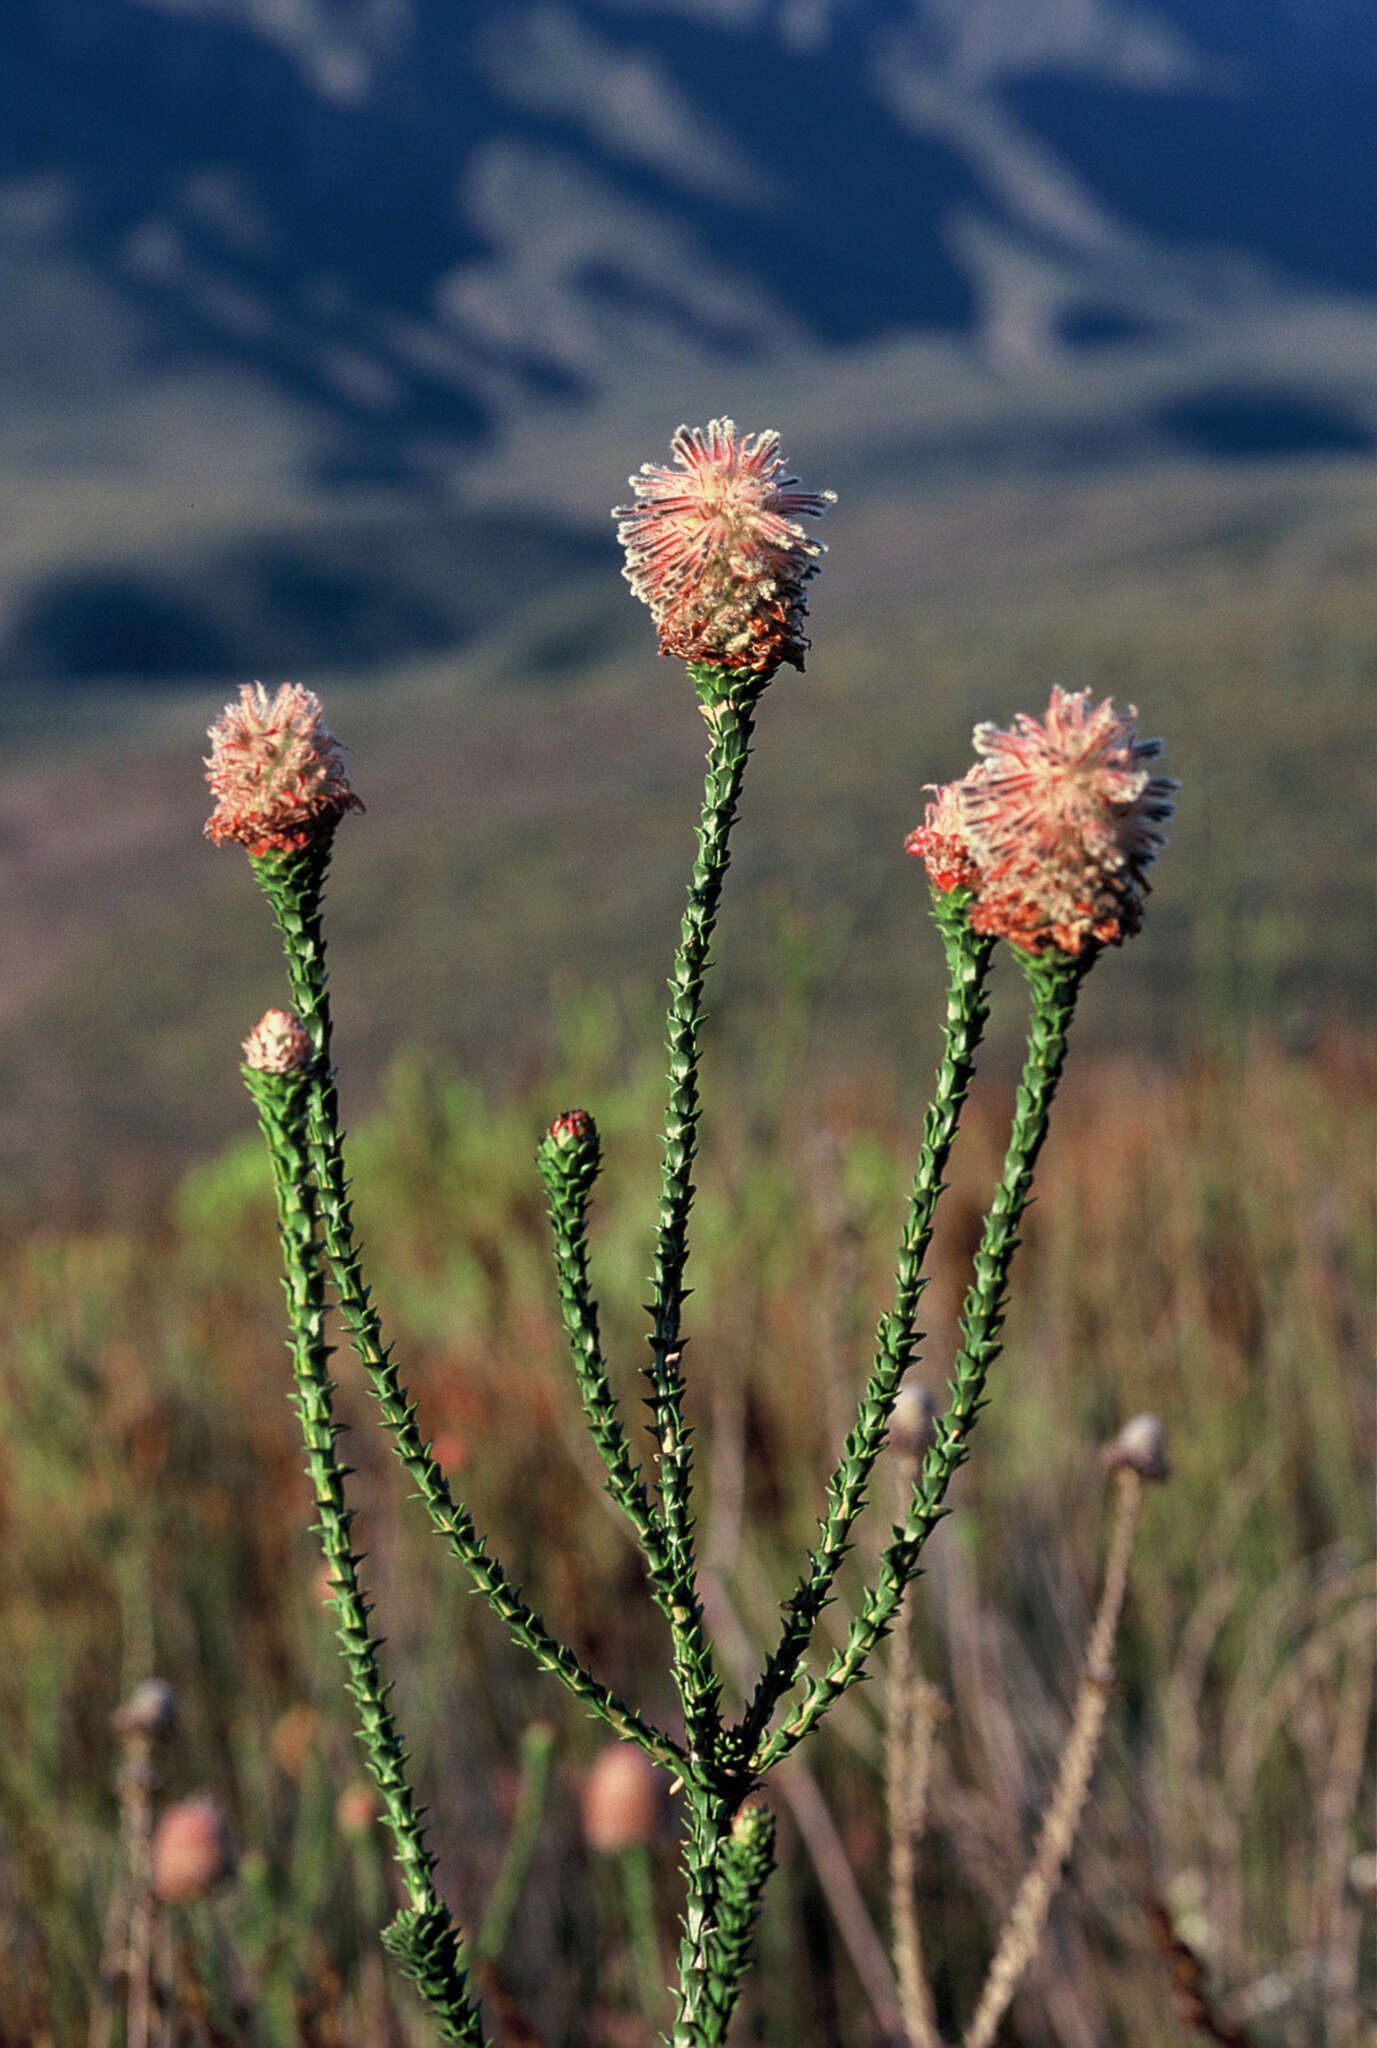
730 1794 773 1846
151 1796 237 1903
112 1678 178 1744
581 1741 660 1854
1100 1412 1169 1482
241 1008 312 1075
548 1109 597 1151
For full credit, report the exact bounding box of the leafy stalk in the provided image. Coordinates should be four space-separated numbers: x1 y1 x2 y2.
244 1061 487 2046
753 943 1090 1772
735 891 993 1759
252 845 682 1771
476 1720 556 1966
693 1798 777 2046
645 676 759 1772
537 1117 677 1595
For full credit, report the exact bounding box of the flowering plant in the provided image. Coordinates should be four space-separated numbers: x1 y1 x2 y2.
209 419 1176 2044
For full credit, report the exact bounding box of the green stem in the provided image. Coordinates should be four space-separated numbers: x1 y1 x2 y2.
618 1843 665 2028
244 1064 486 2046
694 1799 777 2046
752 944 1090 1773
646 681 758 1773
537 1122 678 1601
476 1720 556 1965
735 894 992 1760
252 846 683 1773
669 1787 733 2047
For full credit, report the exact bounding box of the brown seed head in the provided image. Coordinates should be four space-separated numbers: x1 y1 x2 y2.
112 1677 179 1744
1100 1412 1169 1482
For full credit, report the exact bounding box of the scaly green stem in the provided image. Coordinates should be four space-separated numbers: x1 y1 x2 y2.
735 892 992 1761
252 846 682 1772
538 1119 678 1603
693 1798 777 2046
245 1063 486 2046
476 1720 556 1965
752 944 1090 1773
646 678 758 1774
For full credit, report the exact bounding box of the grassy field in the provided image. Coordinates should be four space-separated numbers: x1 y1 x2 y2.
0 409 1371 2040
0 986 1370 2041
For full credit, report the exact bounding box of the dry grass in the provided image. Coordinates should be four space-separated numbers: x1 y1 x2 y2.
0 1015 1369 2043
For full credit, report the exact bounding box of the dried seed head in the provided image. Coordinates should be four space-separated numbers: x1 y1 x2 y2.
581 1741 660 1854
205 682 362 856
910 689 1177 956
112 1678 179 1744
615 418 834 678
151 1796 237 1903
241 1007 312 1075
1101 1412 1169 1482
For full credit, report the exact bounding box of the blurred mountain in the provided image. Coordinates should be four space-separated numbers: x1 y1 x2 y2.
0 0 1372 686
0 0 1371 1194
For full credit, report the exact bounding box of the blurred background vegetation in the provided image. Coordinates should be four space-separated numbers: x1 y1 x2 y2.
0 0 1371 2040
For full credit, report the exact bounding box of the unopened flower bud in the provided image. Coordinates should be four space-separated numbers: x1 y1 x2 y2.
112 1678 178 1744
730 1794 773 1846
1100 1412 1169 1482
242 1008 312 1075
548 1109 597 1151
151 1796 237 1903
581 1741 660 1854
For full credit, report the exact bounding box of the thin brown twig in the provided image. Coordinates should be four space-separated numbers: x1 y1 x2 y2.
962 1466 1144 2048
885 1442 946 2048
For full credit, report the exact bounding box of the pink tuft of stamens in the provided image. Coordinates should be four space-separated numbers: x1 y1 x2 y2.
908 689 1177 956
205 683 362 856
614 418 834 677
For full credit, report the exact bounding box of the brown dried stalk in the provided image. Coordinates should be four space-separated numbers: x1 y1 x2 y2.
963 1439 1157 2048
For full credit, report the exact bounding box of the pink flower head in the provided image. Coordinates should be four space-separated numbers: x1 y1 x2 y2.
151 1796 237 1904
205 683 362 855
909 689 1176 956
242 1008 312 1075
614 419 834 677
904 779 980 895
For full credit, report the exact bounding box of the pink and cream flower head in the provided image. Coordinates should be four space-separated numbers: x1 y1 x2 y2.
205 683 362 856
614 419 834 677
242 1008 313 1075
907 688 1177 956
